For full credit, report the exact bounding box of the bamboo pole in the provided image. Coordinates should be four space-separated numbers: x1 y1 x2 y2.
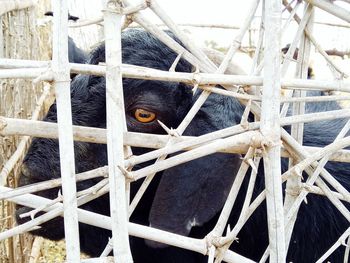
69 17 350 30
130 131 262 181
261 0 286 261
3 107 350 162
103 1 132 261
51 0 80 260
2 64 350 93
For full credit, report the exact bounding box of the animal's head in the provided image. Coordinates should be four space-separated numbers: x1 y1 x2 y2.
17 29 244 248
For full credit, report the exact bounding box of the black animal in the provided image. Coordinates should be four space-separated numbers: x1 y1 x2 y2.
45 11 88 78
16 29 349 262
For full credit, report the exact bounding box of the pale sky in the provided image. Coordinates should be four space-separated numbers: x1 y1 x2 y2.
66 0 350 52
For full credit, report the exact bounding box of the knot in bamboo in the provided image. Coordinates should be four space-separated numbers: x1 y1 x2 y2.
104 0 123 15
117 165 135 181
250 132 264 148
33 68 54 85
205 233 222 252
192 71 202 87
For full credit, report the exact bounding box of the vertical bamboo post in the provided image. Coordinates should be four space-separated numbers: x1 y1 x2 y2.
0 17 3 58
103 0 133 262
52 0 81 261
284 4 314 251
261 0 286 262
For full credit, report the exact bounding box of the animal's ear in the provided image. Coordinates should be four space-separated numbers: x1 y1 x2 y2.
148 94 242 247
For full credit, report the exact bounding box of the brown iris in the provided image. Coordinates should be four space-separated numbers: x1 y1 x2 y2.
134 109 156 123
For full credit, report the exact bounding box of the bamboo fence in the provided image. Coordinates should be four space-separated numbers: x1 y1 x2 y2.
0 0 52 262
0 0 350 262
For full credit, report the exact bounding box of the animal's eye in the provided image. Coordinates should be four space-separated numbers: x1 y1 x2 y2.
134 109 156 123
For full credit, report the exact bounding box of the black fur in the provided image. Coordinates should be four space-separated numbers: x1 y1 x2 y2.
16 29 349 262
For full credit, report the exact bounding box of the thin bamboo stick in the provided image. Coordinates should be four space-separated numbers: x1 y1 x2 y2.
261 1 286 261
315 226 350 262
344 235 350 263
0 166 107 200
279 4 314 118
215 0 260 73
51 0 80 260
214 155 261 263
211 147 256 238
282 129 350 201
280 130 350 224
300 183 350 202
304 0 350 23
69 17 350 30
148 0 217 71
130 131 261 182
282 0 302 33
103 1 132 261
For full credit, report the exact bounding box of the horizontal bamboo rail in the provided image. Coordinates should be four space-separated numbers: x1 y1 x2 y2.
1 61 350 93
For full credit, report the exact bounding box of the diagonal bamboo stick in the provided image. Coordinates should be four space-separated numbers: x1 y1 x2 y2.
304 0 350 23
315 227 350 263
